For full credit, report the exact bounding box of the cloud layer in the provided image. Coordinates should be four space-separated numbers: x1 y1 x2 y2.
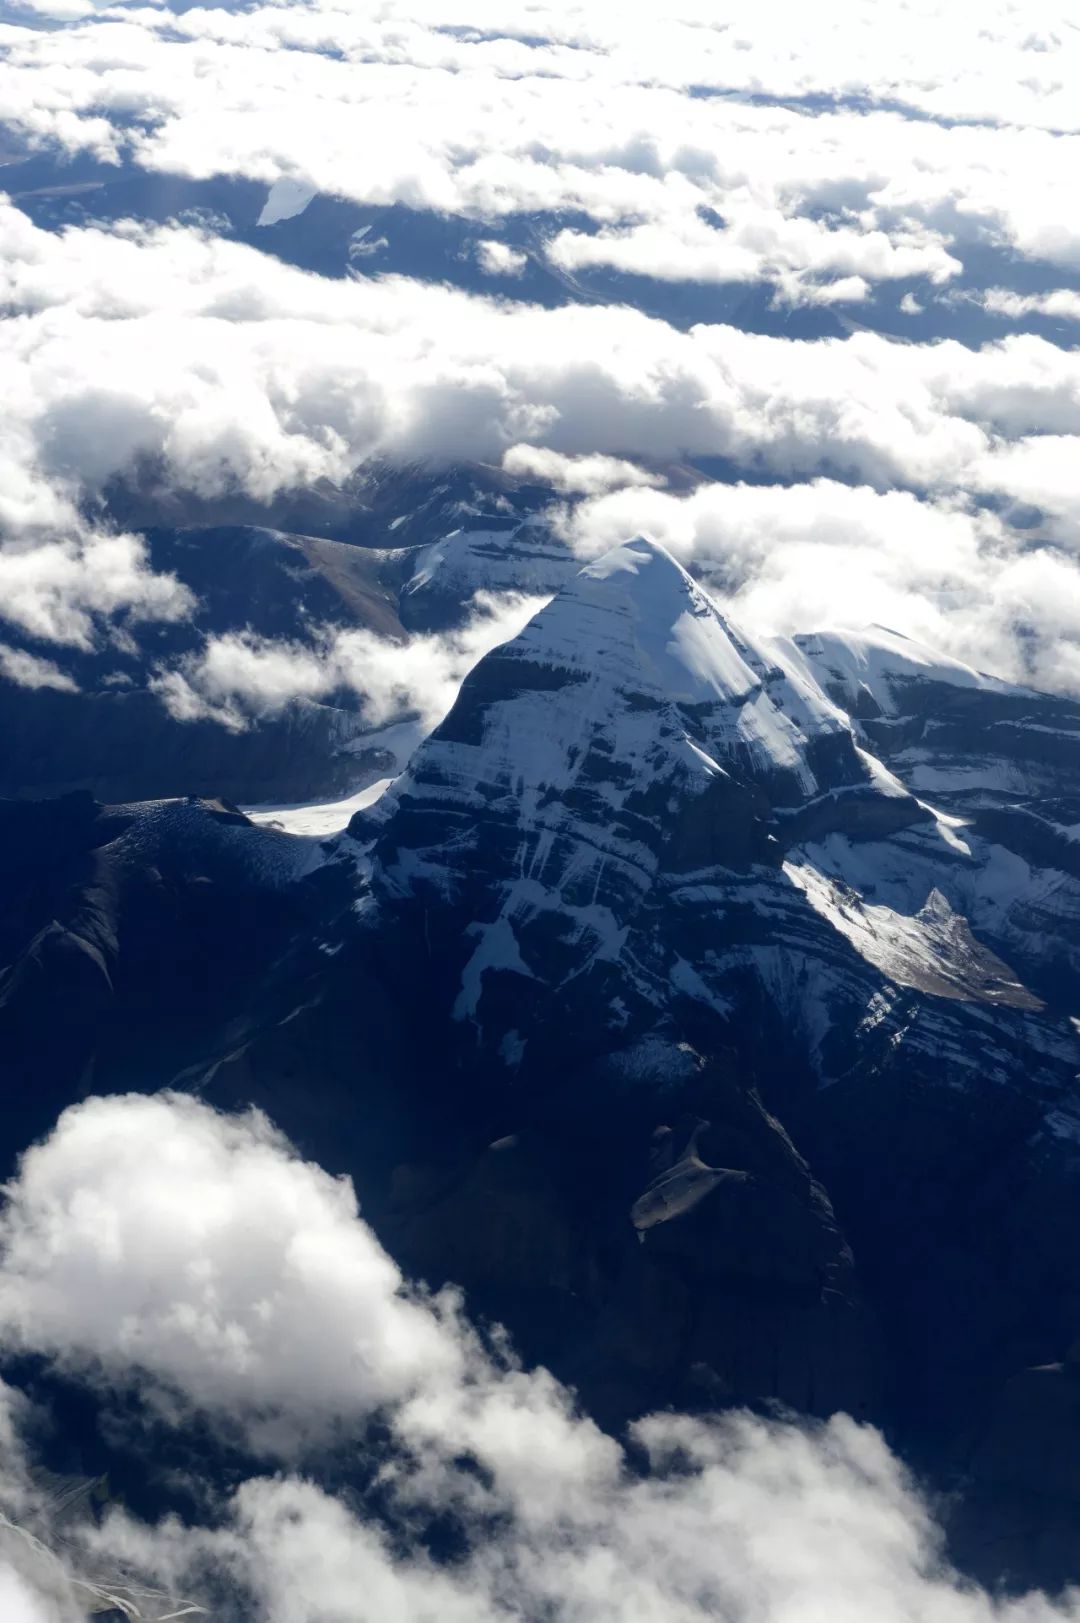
1 189 1080 710
2 0 1080 720
5 0 1080 291
6 201 1080 511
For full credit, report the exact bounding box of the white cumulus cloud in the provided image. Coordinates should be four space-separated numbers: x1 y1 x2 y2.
151 589 546 733
5 0 1080 286
0 644 78 693
501 444 664 494
0 1093 462 1456
475 240 527 277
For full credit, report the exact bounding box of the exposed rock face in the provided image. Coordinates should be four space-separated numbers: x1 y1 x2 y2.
621 1110 875 1418
0 791 352 1141
949 1356 1080 1591
0 681 376 807
380 1095 877 1427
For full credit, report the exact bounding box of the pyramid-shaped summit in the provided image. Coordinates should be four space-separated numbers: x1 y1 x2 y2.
505 535 773 703
365 535 915 954
377 536 872 843
356 533 986 1065
500 537 859 769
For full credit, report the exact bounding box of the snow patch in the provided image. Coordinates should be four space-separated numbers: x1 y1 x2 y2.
454 914 537 1023
784 862 1040 1008
257 177 317 227
243 777 393 836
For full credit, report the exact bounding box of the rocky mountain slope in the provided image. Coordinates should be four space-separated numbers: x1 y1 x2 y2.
360 541 1067 1069
3 536 1080 1585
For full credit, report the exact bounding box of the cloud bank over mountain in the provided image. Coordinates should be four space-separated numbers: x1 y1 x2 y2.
0 0 1079 729
0 190 1078 711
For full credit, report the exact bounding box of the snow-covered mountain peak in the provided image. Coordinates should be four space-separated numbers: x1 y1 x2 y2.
359 535 939 1037
369 537 880 866
305 530 1080 1221
542 536 763 704
494 536 852 778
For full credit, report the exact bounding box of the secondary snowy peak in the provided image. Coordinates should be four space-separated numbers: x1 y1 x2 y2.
792 626 1014 719
787 622 1080 1006
795 621 1080 861
399 519 576 631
